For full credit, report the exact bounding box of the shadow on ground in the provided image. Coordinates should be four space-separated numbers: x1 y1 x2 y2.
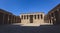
0 24 60 33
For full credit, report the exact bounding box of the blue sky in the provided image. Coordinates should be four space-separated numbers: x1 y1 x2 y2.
0 0 60 16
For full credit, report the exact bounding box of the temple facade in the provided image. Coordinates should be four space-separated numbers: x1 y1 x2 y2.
20 12 50 26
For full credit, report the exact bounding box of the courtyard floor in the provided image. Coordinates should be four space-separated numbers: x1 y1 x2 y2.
0 23 60 33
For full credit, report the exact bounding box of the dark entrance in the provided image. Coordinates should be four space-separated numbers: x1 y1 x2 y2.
30 15 33 23
0 13 4 24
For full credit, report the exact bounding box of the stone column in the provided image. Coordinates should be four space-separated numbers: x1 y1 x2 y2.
19 18 21 23
15 17 17 23
8 15 9 24
9 15 11 24
3 14 5 24
36 15 37 19
16 17 17 23
15 16 16 23
13 16 15 23
12 16 13 23
12 15 14 24
40 15 41 19
18 17 20 23
49 14 51 24
14 16 15 23
0 13 4 24
11 15 13 24
7 14 9 24
4 14 9 24
16 17 18 23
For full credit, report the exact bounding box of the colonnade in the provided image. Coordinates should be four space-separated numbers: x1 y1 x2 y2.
21 14 43 19
0 9 21 24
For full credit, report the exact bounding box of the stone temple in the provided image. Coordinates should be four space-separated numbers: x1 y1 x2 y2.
20 12 50 26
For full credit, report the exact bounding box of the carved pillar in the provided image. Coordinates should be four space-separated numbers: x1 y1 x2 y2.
4 14 9 24
2 13 5 24
10 15 12 24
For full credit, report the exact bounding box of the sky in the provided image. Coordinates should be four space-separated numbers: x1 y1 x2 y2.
0 0 60 16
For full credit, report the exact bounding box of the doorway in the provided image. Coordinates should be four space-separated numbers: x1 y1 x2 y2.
30 15 33 23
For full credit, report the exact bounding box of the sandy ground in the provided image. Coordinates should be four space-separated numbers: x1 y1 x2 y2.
0 24 60 33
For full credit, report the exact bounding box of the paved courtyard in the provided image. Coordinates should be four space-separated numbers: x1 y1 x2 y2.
0 23 60 33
